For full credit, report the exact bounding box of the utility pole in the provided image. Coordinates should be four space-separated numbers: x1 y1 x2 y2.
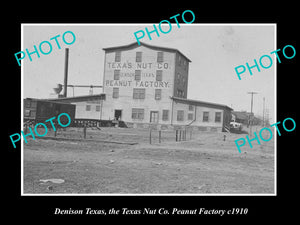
247 92 258 137
265 108 269 126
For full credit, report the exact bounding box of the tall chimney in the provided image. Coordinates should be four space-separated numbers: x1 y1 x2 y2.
63 48 69 97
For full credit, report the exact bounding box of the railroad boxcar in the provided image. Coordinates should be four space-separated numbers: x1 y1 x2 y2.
23 98 76 126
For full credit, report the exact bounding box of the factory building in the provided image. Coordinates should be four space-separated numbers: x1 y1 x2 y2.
100 42 232 131
42 42 232 131
47 94 105 120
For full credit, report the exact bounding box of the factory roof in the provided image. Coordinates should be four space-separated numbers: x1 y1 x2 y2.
171 96 233 111
102 41 192 62
44 94 106 103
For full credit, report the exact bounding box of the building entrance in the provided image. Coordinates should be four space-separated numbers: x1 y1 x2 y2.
150 111 159 123
114 110 122 120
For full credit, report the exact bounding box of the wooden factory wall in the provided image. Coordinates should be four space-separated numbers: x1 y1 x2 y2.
101 45 176 123
171 101 224 132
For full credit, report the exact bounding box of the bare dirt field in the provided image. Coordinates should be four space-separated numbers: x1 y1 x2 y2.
23 126 275 194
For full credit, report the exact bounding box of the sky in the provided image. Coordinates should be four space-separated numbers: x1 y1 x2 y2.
22 24 275 122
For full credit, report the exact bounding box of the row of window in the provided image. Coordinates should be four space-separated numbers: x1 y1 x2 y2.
86 105 101 112
176 89 185 98
132 109 168 121
177 111 222 122
24 109 35 117
83 105 222 122
115 51 164 63
114 69 163 81
112 88 162 100
132 108 222 122
177 54 187 67
24 100 37 108
176 73 187 85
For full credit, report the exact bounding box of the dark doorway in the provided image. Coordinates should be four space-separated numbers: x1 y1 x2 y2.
114 110 122 120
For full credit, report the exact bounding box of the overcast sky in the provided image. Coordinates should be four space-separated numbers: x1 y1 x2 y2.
22 24 275 122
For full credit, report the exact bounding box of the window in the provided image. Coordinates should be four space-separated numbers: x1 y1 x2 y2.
96 105 101 112
155 89 162 100
183 60 187 70
177 110 184 121
25 100 31 108
25 109 30 117
115 51 121 62
188 113 193 120
189 105 194 111
157 52 163 62
215 112 222 122
177 89 184 97
162 110 169 121
135 70 141 81
177 73 183 85
30 111 36 117
156 70 162 81
112 88 119 98
150 111 159 123
31 101 37 108
203 111 209 122
114 70 120 80
132 108 144 119
177 73 181 84
86 105 91 111
136 52 142 62
133 88 145 99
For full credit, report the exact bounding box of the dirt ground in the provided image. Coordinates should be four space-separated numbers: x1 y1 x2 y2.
23 126 275 194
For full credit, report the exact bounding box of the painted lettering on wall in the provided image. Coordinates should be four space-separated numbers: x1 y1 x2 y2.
107 62 170 70
105 80 170 88
120 72 155 78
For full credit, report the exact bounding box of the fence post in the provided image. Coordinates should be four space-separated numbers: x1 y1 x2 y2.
53 121 57 137
159 130 161 143
83 124 87 139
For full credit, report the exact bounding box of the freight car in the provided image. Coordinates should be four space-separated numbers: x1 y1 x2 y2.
23 98 76 127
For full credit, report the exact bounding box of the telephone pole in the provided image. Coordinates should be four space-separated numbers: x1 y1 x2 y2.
247 92 258 137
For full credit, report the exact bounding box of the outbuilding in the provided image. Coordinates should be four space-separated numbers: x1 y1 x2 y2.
46 94 105 120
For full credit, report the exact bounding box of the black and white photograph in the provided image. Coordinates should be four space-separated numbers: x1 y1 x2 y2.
20 24 276 195
4 4 298 221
